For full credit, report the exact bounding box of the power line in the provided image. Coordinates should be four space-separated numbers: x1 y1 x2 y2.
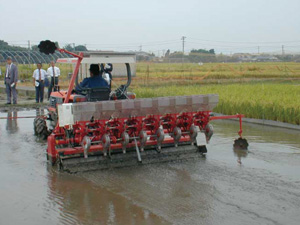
189 37 300 44
187 41 299 49
84 39 180 47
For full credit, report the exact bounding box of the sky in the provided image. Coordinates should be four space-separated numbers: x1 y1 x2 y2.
1 0 300 54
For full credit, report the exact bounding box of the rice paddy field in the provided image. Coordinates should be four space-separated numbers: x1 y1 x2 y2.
131 62 300 125
136 61 300 80
2 62 300 124
134 82 300 125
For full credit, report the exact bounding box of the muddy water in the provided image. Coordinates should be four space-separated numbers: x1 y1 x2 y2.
0 109 300 225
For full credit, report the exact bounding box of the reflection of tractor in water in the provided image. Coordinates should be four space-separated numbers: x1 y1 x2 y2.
48 169 168 224
34 40 248 172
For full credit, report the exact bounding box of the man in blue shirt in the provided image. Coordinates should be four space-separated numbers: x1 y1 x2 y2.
76 64 108 90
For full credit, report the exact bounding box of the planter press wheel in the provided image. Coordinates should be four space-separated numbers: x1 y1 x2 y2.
233 137 249 150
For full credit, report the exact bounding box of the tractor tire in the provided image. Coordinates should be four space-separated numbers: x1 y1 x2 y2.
34 117 50 139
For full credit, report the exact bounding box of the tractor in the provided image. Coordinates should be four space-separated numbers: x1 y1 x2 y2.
34 40 248 173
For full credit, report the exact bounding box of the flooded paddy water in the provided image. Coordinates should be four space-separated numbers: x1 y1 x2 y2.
0 109 300 225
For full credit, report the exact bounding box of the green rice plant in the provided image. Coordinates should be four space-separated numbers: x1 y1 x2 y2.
133 83 300 125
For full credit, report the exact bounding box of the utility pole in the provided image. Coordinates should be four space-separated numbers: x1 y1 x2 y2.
139 45 142 52
282 45 285 55
73 43 75 51
28 40 31 64
181 36 186 63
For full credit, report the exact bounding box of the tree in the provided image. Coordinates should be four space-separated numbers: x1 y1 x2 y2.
0 40 10 50
64 44 74 51
63 44 88 52
54 41 60 49
190 49 215 55
75 45 88 51
169 51 184 58
189 49 216 63
165 49 170 58
31 45 39 51
0 40 27 51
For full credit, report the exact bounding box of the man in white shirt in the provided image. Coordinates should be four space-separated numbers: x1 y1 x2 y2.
47 61 60 100
33 63 47 103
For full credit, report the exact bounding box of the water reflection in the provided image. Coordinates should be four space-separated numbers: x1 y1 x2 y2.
35 108 45 117
6 110 18 134
47 168 169 225
233 148 248 164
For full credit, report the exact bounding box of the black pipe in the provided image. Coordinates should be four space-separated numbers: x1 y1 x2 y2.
125 63 132 88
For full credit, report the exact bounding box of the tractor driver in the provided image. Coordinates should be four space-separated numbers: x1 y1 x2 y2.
76 64 108 91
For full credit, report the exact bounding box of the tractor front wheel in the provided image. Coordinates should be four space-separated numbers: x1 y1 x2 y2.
34 117 51 139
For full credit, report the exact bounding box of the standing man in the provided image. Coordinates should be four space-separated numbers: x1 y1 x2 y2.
33 63 47 103
47 61 60 100
4 57 18 105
